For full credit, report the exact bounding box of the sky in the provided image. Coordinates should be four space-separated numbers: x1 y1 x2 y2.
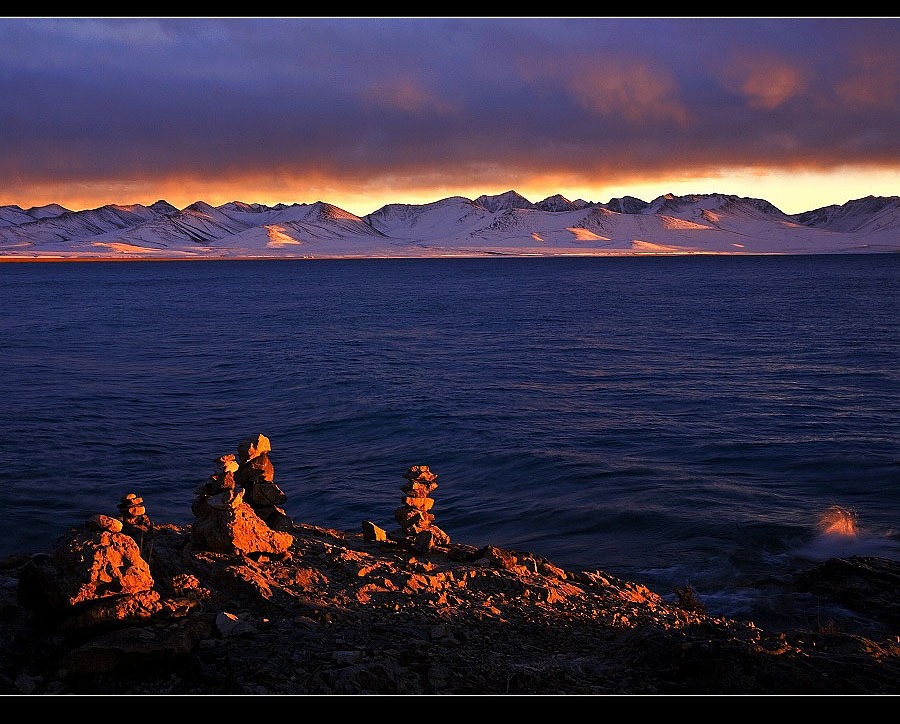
1 17 898 216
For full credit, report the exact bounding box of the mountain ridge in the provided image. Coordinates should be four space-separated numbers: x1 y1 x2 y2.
1 191 897 258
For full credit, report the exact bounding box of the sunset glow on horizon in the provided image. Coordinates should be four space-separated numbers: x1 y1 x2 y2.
5 165 900 218
1 18 898 216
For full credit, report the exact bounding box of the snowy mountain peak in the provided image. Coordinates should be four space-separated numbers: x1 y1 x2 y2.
535 194 578 212
24 203 71 219
184 201 218 215
0 204 35 228
474 190 536 212
218 201 270 214
602 196 649 214
307 201 366 222
644 193 786 219
148 200 178 215
791 195 900 234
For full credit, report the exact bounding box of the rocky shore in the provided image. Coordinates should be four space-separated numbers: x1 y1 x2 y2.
2 436 899 695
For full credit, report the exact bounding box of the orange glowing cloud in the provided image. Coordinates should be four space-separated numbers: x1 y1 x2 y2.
721 53 808 109
567 59 688 124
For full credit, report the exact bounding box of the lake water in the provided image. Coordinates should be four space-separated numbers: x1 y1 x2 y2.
1 255 898 616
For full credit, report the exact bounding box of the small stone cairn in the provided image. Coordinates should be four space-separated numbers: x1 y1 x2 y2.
118 493 151 531
235 434 293 531
394 465 450 552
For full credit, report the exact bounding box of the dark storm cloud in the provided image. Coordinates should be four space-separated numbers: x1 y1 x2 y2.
1 18 898 194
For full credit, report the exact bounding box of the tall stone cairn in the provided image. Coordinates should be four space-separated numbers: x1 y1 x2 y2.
235 434 293 532
191 452 292 558
395 465 450 552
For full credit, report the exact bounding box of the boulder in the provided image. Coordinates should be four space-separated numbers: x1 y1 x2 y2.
192 496 293 557
19 529 154 612
478 546 520 572
85 515 123 533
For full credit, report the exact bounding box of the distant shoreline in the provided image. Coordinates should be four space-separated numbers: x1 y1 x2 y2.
2 250 894 263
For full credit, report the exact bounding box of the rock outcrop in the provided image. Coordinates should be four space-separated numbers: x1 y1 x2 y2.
5 441 900 694
17 515 159 628
192 453 293 558
394 466 450 552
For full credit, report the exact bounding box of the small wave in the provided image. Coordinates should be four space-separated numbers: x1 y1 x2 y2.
791 506 900 561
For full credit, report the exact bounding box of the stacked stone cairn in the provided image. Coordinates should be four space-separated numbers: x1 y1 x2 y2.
118 493 151 532
235 434 293 532
191 450 293 558
395 465 450 552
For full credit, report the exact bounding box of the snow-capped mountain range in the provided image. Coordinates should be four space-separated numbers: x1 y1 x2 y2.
0 191 897 258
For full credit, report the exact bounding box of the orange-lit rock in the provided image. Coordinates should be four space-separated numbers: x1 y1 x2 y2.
403 481 438 497
215 454 240 474
394 506 434 529
18 526 154 613
414 526 451 553
245 478 287 510
170 574 210 601
478 546 520 572
403 496 435 511
237 433 271 463
236 453 275 486
362 520 387 542
404 465 437 484
85 514 123 533
192 488 293 557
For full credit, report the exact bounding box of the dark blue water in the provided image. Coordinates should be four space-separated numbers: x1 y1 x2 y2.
1 256 898 613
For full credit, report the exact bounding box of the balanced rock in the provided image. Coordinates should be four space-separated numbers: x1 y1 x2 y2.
237 434 271 464
191 454 292 557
